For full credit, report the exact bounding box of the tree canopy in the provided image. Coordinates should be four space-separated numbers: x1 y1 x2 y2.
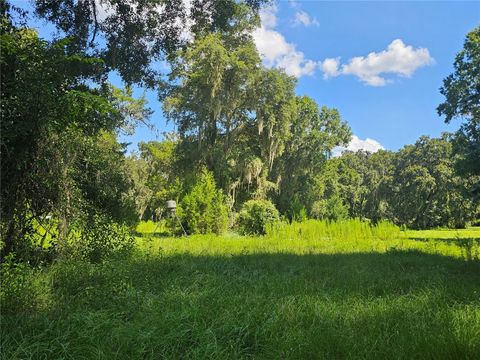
438 26 480 189
33 0 267 86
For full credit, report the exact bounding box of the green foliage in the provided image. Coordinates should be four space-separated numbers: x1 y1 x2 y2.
276 97 351 218
129 137 180 221
390 135 478 229
70 214 135 263
311 196 349 221
0 253 35 314
237 199 280 235
314 135 479 229
438 26 480 190
136 220 162 236
161 29 352 209
162 31 263 197
267 219 402 243
33 0 266 85
438 26 480 124
0 15 146 258
180 169 229 235
288 198 308 222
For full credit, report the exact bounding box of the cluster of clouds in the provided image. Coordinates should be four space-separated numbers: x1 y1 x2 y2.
253 4 402 155
292 10 319 27
332 136 385 158
253 4 434 87
253 4 318 77
319 39 434 86
251 3 438 153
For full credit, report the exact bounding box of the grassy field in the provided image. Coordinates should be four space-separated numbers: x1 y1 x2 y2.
2 220 480 359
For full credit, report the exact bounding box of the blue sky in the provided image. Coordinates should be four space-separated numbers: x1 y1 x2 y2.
15 0 480 153
269 0 479 153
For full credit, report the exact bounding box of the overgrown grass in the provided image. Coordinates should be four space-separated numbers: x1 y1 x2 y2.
2 220 480 359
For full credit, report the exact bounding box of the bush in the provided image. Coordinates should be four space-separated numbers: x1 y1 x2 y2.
0 253 35 313
287 198 308 222
71 214 135 263
238 199 280 235
179 169 228 234
311 196 348 221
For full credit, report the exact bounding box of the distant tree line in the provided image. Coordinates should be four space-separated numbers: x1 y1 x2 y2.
129 132 479 232
313 135 478 228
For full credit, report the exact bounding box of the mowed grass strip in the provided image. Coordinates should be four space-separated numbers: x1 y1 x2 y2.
2 221 480 359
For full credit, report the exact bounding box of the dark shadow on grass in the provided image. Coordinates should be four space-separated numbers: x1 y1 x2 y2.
134 231 171 238
117 250 480 305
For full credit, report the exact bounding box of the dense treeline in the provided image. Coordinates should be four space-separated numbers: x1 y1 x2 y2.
129 133 479 231
0 1 479 262
313 135 478 228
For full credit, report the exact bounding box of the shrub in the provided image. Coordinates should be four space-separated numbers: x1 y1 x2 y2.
238 199 280 235
71 214 135 263
311 196 348 221
179 169 228 234
288 198 308 222
0 253 35 313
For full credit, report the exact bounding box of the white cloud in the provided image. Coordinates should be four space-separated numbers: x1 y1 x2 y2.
253 5 317 78
276 51 318 78
253 27 292 63
293 10 319 27
259 4 278 28
319 57 340 78
320 39 434 86
332 135 384 157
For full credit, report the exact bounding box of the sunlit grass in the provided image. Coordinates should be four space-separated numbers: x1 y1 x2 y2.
136 220 480 260
405 226 480 239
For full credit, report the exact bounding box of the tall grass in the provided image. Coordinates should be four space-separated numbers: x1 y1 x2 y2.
136 219 478 260
2 220 480 359
267 219 402 242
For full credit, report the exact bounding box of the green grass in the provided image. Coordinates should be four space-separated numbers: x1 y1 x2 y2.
405 226 480 239
2 220 480 359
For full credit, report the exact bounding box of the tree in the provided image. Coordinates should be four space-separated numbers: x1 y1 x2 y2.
125 155 153 221
361 150 395 222
136 137 181 219
237 199 279 235
162 32 260 176
32 0 266 86
390 135 477 229
161 28 299 205
246 68 297 201
437 26 480 188
312 152 367 221
313 135 478 228
180 169 228 234
0 9 148 257
275 96 351 218
161 25 353 214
